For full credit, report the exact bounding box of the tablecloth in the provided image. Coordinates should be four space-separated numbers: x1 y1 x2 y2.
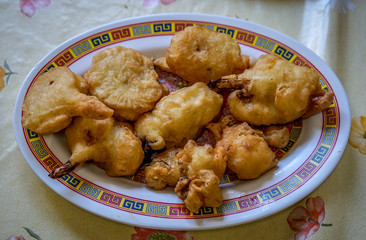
1 0 365 239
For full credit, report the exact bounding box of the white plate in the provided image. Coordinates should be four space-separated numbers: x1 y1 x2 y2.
13 13 350 230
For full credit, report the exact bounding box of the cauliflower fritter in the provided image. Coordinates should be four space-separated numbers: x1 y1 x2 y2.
174 140 227 213
21 67 113 135
84 46 163 121
262 125 290 149
145 140 227 213
205 114 290 148
216 122 277 180
135 82 223 150
175 170 223 214
49 117 144 178
215 54 334 125
166 25 248 84
144 148 182 190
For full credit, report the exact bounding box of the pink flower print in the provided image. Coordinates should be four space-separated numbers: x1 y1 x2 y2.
287 196 332 240
160 0 177 5
7 227 41 240
143 0 176 8
20 0 51 18
6 237 27 240
131 226 193 240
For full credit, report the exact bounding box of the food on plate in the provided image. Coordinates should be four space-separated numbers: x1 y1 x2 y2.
144 148 182 190
174 140 227 213
262 125 290 149
49 116 144 178
24 25 334 215
154 55 252 77
165 25 249 84
176 169 222 213
21 67 114 135
206 114 290 148
135 82 223 150
84 46 164 121
301 88 334 119
153 57 172 73
211 54 334 126
205 114 241 142
145 140 227 213
216 122 277 180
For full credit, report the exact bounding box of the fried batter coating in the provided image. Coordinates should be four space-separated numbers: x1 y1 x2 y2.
176 140 227 179
84 46 163 121
144 148 182 190
155 55 252 76
166 25 247 84
262 125 290 149
21 67 113 135
205 114 239 142
135 82 223 150
153 57 173 73
217 54 334 125
145 140 227 213
205 114 290 148
175 170 222 213
49 117 144 178
302 89 334 118
216 122 277 180
174 140 227 213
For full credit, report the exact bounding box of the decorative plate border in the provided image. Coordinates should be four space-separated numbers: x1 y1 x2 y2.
29 20 318 81
22 20 339 219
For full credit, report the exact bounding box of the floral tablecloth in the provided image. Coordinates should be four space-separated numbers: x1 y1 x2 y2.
1 0 365 239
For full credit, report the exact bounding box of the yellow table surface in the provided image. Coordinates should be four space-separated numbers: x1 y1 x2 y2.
1 0 365 239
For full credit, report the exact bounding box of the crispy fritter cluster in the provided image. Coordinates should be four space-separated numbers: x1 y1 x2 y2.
21 67 113 135
216 122 277 180
212 54 334 125
159 25 249 84
145 140 227 213
144 148 182 190
49 117 144 178
174 140 227 213
135 82 223 150
85 46 164 121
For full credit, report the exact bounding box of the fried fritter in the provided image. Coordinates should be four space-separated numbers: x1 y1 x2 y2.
205 114 290 148
215 54 334 125
176 140 227 180
21 67 113 135
144 148 182 190
144 140 227 213
205 114 239 142
166 25 248 84
262 125 290 149
84 46 163 121
155 55 252 76
135 82 223 150
153 57 173 73
175 169 222 213
49 117 144 178
216 122 277 180
302 89 334 118
174 140 227 213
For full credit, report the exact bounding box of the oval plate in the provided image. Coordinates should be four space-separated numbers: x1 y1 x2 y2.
13 13 350 230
